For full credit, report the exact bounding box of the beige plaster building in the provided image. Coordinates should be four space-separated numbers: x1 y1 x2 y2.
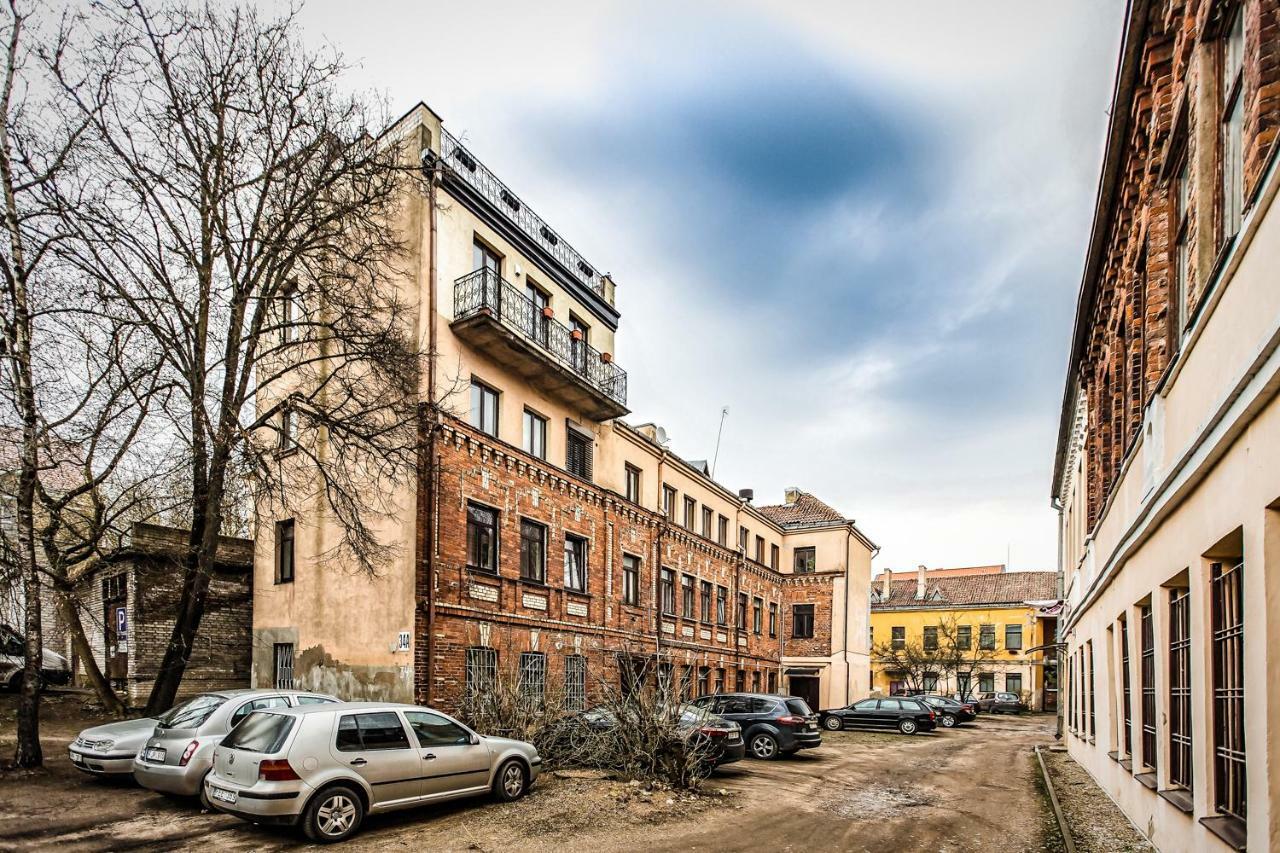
251 102 877 715
1053 2 1279 850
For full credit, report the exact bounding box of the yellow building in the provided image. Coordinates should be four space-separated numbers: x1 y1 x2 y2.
868 565 1060 710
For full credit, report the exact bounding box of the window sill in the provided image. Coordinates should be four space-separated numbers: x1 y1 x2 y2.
1120 758 1133 772
1199 815 1246 850
564 588 591 599
621 602 644 613
517 578 549 590
1107 751 1120 763
1158 788 1194 814
467 567 500 579
1134 771 1157 790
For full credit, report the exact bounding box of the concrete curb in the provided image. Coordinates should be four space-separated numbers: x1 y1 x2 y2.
1035 744 1076 853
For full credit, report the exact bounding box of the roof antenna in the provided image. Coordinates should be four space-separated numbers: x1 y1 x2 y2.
710 406 729 479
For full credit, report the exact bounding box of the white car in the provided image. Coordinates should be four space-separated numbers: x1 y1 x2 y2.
71 716 160 777
0 624 70 690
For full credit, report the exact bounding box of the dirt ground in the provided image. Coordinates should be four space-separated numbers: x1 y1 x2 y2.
1 693 1092 852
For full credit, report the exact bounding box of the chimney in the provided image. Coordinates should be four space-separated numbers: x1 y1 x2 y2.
738 488 754 503
915 564 927 600
784 486 801 504
881 569 892 600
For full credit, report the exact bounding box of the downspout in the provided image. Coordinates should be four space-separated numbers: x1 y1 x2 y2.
422 150 440 705
844 528 851 706
654 450 667 669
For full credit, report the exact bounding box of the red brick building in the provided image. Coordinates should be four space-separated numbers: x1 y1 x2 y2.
252 104 877 714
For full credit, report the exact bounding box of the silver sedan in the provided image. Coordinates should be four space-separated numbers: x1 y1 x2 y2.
204 702 541 842
70 716 159 777
133 688 337 805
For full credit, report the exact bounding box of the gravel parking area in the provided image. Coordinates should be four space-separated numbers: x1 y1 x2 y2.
1 696 1105 852
1039 749 1153 853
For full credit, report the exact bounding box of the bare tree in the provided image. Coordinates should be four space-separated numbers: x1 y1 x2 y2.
935 615 999 700
870 634 946 695
52 1 425 714
0 0 165 764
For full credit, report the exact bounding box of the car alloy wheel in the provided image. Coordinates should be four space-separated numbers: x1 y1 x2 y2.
502 762 525 798
823 715 844 731
941 714 957 728
750 733 778 759
316 793 358 838
899 719 918 735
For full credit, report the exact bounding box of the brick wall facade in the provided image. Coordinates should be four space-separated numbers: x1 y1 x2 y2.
414 418 837 712
1080 0 1280 529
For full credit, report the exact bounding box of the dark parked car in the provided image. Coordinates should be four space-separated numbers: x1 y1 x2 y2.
975 691 1028 714
819 697 937 735
689 693 821 760
551 703 745 768
914 694 976 728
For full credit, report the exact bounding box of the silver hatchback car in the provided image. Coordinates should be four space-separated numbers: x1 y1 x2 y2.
133 688 338 804
204 702 541 842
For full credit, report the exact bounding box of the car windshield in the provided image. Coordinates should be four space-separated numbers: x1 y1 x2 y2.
222 712 295 753
676 704 713 725
784 699 812 716
155 694 225 729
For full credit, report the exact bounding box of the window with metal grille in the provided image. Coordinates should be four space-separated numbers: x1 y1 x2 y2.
466 503 498 574
519 652 545 700
566 429 592 480
1120 615 1132 756
1087 640 1095 739
1140 605 1156 772
272 642 295 689
465 647 498 699
564 656 586 711
622 554 640 605
1169 587 1192 791
1211 560 1245 823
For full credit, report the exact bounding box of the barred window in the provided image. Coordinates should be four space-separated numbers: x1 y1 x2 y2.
519 652 546 701
1169 587 1192 791
1120 615 1133 756
465 647 497 699
564 655 586 710
1087 640 1095 739
273 642 295 690
1211 560 1246 823
1140 604 1156 772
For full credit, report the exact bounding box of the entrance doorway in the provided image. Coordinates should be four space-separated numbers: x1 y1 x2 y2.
788 675 820 710
102 574 127 687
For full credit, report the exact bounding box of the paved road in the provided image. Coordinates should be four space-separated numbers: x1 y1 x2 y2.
1 710 1060 852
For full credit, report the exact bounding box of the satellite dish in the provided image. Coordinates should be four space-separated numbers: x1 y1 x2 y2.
655 426 669 447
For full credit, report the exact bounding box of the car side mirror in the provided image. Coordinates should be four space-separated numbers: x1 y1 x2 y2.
470 733 480 745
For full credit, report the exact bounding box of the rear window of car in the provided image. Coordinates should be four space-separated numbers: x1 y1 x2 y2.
156 694 225 729
784 699 812 716
223 712 295 753
336 712 411 751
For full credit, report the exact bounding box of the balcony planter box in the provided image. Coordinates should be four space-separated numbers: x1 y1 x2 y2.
601 352 613 364
571 329 584 341
542 307 555 319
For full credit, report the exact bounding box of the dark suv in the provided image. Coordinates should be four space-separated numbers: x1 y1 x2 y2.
820 697 937 734
689 693 821 760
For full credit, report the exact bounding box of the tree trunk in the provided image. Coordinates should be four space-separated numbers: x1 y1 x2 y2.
54 584 125 716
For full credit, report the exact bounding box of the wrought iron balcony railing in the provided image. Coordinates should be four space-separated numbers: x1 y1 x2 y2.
453 268 627 408
440 128 610 303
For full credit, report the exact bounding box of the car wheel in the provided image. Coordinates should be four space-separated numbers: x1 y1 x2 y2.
198 772 213 811
492 759 527 802
940 713 957 728
303 785 364 843
823 715 844 731
898 719 918 735
749 732 779 760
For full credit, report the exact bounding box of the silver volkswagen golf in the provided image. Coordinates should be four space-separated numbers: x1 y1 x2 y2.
133 688 338 805
204 702 541 842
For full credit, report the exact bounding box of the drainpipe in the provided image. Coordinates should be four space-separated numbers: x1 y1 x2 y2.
654 450 668 670
843 528 851 706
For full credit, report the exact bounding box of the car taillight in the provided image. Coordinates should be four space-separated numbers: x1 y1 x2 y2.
259 759 301 782
179 740 199 766
962 705 973 712
697 726 727 737
776 715 806 725
928 711 935 720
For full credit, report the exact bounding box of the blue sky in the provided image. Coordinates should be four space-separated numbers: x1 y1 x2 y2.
301 0 1127 572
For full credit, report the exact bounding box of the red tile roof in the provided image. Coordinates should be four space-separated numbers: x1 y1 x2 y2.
871 570 1058 609
756 491 847 527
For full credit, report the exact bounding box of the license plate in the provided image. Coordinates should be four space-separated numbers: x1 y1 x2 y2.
69 750 84 763
728 734 741 743
144 747 166 762
211 786 238 805
807 723 817 731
